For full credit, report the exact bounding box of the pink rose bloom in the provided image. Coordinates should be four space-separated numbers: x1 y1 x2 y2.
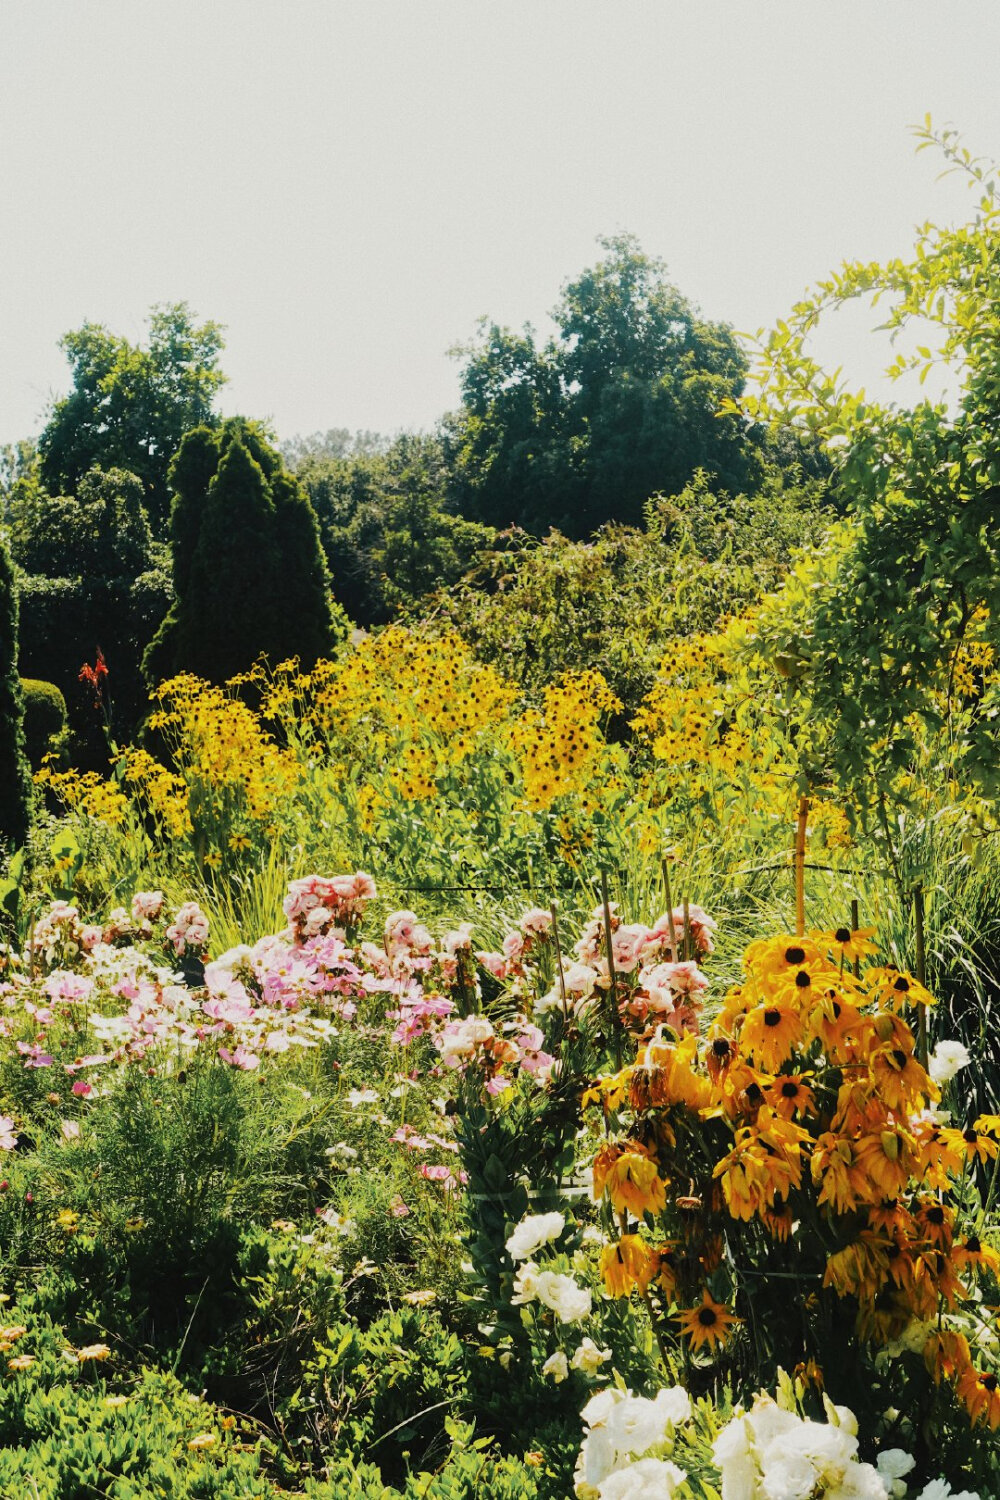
611 923 652 973
131 890 165 923
501 931 525 964
385 911 433 956
518 908 552 937
443 924 474 956
477 952 509 980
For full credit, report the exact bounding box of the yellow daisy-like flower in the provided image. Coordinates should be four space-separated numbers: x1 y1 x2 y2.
676 1290 741 1353
740 998 803 1073
76 1343 111 1362
816 925 878 965
866 967 936 1012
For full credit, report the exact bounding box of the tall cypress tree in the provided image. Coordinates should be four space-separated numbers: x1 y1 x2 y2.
144 419 340 687
0 538 32 845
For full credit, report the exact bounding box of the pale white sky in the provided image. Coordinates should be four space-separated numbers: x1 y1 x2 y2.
2 1 998 450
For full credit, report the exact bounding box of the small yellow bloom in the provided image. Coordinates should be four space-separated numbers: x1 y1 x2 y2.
187 1432 217 1451
76 1342 111 1362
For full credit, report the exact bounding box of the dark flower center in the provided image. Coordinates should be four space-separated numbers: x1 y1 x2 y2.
892 1049 908 1068
966 1236 982 1254
712 1039 731 1057
926 1206 945 1225
964 1130 979 1144
697 1307 718 1326
795 971 811 989
764 1009 782 1028
893 976 910 993
982 1374 998 1393
785 946 806 965
835 927 852 944
780 1081 800 1098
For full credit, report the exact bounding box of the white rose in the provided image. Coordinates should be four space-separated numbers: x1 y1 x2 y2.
597 1457 686 1499
542 1350 569 1383
876 1449 915 1498
571 1337 612 1373
534 1270 592 1323
929 1040 972 1085
759 1450 818 1500
505 1211 565 1262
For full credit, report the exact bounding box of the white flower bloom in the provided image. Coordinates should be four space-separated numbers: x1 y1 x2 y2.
916 1484 981 1500
542 1350 569 1383
929 1039 972 1085
505 1211 565 1262
534 1270 592 1323
876 1448 915 1499
597 1457 686 1499
759 1450 819 1500
571 1337 612 1373
575 1385 691 1495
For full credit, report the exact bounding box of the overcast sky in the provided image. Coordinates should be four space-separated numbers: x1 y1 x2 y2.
2 2 999 449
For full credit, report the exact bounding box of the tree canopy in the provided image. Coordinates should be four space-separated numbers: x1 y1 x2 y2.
444 234 758 537
13 467 171 748
294 433 493 626
734 123 1000 829
38 303 226 534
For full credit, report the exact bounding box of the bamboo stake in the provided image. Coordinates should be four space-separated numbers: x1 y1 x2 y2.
850 898 861 980
913 882 929 1070
600 868 623 1068
660 856 676 958
794 796 809 937
550 899 569 1023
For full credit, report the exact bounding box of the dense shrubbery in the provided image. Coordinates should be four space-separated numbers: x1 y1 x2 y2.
20 679 67 768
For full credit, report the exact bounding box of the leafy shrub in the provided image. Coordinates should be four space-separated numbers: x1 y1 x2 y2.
20 678 68 769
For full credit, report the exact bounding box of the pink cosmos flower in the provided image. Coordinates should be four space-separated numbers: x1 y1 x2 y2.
217 1045 260 1071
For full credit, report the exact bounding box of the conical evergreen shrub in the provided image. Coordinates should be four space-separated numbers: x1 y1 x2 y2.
145 419 340 687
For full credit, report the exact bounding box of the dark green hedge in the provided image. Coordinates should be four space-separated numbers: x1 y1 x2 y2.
20 678 67 768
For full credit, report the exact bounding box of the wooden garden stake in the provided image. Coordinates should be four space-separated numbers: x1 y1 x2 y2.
660 856 676 957
600 868 623 1068
913 882 929 1070
682 896 692 963
550 899 569 1023
794 796 809 937
850 898 861 980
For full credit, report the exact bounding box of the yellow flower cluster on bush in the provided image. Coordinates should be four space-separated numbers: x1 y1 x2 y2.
264 629 514 769
117 748 190 839
34 762 129 827
510 669 621 812
587 925 1000 1430
149 674 300 826
633 628 852 848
